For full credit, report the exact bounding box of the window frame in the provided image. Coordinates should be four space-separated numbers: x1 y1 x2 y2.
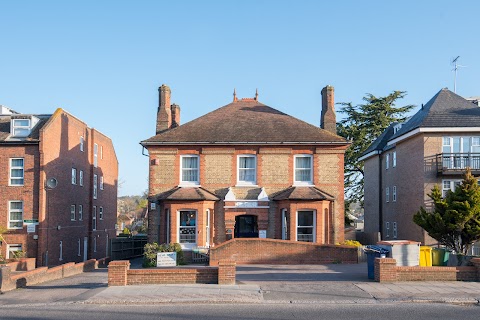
11 119 31 137
80 136 85 152
180 155 200 186
70 204 76 221
392 186 397 202
78 238 81 256
294 154 313 186
442 179 462 198
78 204 83 221
385 222 390 238
99 206 103 220
59 240 63 261
386 187 390 203
71 168 77 185
8 200 23 229
100 176 104 190
7 244 22 259
393 151 397 167
386 154 390 170
9 158 24 186
79 170 84 186
237 155 257 185
296 210 316 242
393 222 398 239
94 143 98 168
92 206 97 231
93 174 98 199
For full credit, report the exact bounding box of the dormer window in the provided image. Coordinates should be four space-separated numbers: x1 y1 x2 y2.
11 119 31 137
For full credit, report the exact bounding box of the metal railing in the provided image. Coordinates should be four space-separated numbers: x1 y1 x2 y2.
436 153 480 173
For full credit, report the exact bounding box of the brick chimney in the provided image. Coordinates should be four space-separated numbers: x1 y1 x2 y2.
171 103 180 128
321 85 336 134
156 84 172 134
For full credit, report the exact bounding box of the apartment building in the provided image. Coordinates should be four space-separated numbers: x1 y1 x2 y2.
0 106 118 266
141 85 349 253
361 88 480 244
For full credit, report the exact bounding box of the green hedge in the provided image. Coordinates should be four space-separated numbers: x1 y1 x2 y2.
143 242 184 267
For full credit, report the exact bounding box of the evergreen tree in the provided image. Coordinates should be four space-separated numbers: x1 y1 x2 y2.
337 91 415 210
413 168 480 255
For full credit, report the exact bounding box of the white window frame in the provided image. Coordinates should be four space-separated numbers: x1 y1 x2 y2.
7 244 22 259
100 176 104 190
180 155 200 186
94 143 98 168
71 168 77 185
70 204 76 221
93 174 98 199
237 155 257 185
9 158 24 186
206 209 211 247
78 204 83 221
386 187 390 203
100 145 103 159
392 186 397 202
294 154 313 186
92 206 97 231
11 119 30 137
99 206 103 220
393 222 397 239
8 200 23 229
296 210 316 242
80 136 84 152
178 210 197 250
59 241 63 261
442 179 462 198
281 208 288 240
393 151 397 167
385 222 390 238
386 154 389 170
79 170 84 186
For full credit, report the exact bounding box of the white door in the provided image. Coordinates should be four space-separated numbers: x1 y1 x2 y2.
83 237 88 261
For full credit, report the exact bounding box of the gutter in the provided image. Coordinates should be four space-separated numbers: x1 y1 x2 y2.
140 141 350 147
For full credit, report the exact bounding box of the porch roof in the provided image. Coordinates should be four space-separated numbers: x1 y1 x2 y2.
152 187 220 201
272 186 335 201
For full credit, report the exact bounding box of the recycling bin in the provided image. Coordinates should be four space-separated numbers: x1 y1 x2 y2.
364 245 390 279
377 240 421 266
419 246 432 267
432 248 450 266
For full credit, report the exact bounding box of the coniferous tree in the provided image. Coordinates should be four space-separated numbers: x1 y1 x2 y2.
414 168 480 255
337 91 415 211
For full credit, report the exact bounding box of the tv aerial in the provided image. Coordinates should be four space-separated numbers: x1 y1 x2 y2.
451 56 466 93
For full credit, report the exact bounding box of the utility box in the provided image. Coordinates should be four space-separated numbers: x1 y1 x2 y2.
377 240 421 266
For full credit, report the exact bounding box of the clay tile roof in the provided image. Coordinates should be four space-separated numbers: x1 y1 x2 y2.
272 186 335 201
142 100 347 145
153 187 220 201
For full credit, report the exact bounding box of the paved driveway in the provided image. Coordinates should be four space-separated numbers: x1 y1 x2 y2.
236 263 374 302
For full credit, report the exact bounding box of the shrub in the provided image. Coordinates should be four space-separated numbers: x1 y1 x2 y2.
338 240 362 247
143 242 185 267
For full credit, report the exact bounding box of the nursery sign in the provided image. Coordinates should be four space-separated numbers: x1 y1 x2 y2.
156 252 177 267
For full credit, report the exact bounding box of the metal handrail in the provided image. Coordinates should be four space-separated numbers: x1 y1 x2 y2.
436 153 480 171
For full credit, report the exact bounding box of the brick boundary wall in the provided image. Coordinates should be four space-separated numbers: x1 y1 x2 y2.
0 257 109 293
107 260 236 286
5 258 36 271
374 257 480 282
209 238 358 266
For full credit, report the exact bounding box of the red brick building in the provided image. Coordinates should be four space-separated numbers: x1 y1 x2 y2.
141 85 348 252
0 106 118 266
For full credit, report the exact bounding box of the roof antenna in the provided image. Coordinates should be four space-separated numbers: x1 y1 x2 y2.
233 88 237 102
451 56 466 93
255 88 258 101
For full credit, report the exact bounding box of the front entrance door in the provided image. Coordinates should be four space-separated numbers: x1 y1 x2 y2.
234 215 258 238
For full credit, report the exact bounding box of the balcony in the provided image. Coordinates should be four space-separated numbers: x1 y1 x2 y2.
436 153 480 175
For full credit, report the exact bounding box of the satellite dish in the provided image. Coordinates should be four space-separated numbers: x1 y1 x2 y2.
46 178 58 189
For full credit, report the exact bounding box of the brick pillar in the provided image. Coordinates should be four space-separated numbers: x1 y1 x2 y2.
471 258 480 281
0 265 15 292
218 260 236 285
374 258 397 282
108 260 130 286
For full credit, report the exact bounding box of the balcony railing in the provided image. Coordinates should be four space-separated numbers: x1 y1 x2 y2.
436 153 480 174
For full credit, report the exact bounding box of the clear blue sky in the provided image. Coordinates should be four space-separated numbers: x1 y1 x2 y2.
1 0 479 196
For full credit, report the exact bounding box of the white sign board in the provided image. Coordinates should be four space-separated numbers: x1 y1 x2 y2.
259 230 267 238
156 252 177 267
27 224 36 233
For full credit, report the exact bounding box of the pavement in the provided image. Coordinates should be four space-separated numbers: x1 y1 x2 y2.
1 262 479 306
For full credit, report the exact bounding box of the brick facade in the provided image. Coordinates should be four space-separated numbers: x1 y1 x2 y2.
143 86 348 253
1 109 118 266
